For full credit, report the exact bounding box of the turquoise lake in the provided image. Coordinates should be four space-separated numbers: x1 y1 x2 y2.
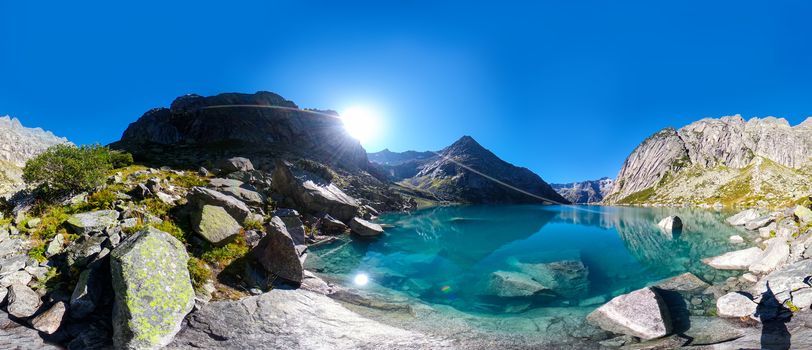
306 205 747 316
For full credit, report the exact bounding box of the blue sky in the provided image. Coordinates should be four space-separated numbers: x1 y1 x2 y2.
2 1 812 183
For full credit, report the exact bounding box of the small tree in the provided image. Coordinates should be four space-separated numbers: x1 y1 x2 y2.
23 144 114 196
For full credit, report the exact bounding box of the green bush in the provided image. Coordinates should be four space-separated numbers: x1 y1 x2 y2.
110 150 134 169
23 144 114 196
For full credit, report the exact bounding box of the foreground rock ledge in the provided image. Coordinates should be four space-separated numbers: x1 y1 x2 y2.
586 287 672 340
111 227 195 350
167 288 450 349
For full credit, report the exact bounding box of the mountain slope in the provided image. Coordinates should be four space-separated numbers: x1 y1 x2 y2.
605 115 812 207
552 177 614 204
398 136 569 204
0 116 71 195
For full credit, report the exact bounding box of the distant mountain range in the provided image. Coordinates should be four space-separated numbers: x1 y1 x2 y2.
0 116 70 195
551 177 614 204
369 136 569 204
604 115 812 208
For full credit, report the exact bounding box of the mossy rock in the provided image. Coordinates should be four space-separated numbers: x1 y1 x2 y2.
111 227 194 349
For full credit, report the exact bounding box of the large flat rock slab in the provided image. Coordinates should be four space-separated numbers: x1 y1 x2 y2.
168 289 451 350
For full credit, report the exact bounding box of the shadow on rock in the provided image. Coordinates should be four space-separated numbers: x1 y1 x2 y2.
755 282 792 350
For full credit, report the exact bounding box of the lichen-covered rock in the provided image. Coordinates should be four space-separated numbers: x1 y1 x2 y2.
66 210 120 234
716 292 757 318
795 205 812 225
110 227 194 350
188 187 250 223
31 301 66 334
253 217 305 283
586 287 671 340
349 217 384 237
7 284 40 318
702 247 763 270
191 205 241 245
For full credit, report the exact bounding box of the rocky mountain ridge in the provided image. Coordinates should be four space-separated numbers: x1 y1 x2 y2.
0 116 70 195
552 177 614 204
373 136 569 204
605 115 812 208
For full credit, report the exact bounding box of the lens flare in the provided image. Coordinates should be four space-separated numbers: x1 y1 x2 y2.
353 273 369 286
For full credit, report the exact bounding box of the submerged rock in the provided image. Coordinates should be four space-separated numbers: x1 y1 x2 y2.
702 247 763 270
349 217 384 237
716 292 757 318
253 217 305 283
586 287 672 340
191 205 241 245
483 271 548 297
110 227 195 350
654 272 709 292
517 259 589 297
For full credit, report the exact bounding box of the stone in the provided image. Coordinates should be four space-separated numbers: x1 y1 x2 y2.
7 284 41 318
745 215 774 231
0 238 23 259
26 218 40 229
274 209 307 245
321 213 348 233
253 217 305 283
749 238 790 274
271 160 360 222
0 270 32 287
30 301 66 334
726 209 761 226
110 227 195 350
198 167 210 177
753 259 812 303
657 216 682 233
0 255 26 276
156 192 177 205
682 316 748 346
349 217 384 237
217 157 254 173
188 187 251 223
586 287 672 340
64 234 107 267
794 205 812 225
516 259 589 297
483 271 548 297
167 289 447 349
702 247 763 270
0 287 6 304
191 205 241 245
219 186 265 205
729 235 744 244
209 178 243 188
128 183 152 200
759 223 777 238
741 273 758 283
792 288 812 309
45 233 64 257
0 310 63 350
716 292 757 317
654 272 709 292
70 261 110 319
66 210 120 234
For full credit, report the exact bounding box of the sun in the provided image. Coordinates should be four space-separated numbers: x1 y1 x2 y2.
340 105 381 143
